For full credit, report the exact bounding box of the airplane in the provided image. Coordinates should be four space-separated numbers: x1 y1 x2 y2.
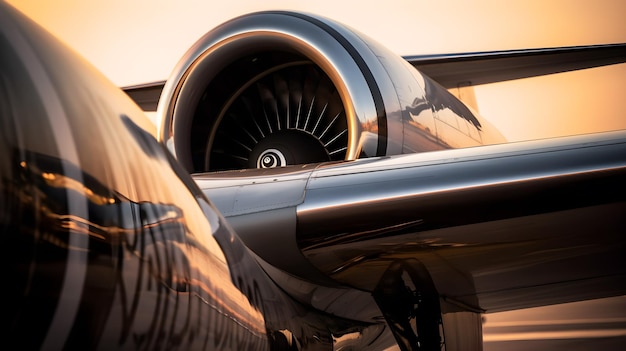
2 2 625 350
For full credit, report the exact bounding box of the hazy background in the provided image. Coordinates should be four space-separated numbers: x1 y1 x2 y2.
6 0 626 84
6 0 626 349
7 0 626 141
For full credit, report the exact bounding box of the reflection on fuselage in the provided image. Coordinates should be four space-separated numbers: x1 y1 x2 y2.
5 150 267 349
1 4 390 347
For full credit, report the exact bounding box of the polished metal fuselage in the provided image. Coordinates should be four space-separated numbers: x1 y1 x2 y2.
3 4 386 349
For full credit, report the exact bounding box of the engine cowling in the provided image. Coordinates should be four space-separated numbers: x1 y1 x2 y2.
156 11 505 173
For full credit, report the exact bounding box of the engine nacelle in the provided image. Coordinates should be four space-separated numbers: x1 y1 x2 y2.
156 11 505 173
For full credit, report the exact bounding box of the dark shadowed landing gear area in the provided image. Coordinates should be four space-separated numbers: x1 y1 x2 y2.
373 259 444 350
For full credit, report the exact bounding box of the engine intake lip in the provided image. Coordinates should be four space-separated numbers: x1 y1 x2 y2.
203 59 346 171
156 11 392 172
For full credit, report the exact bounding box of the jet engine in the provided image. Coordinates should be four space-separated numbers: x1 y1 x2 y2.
155 11 505 173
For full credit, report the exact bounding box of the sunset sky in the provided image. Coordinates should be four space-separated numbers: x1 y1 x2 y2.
7 0 626 141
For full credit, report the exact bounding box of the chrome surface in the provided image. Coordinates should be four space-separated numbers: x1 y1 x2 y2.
198 130 626 316
156 11 380 171
296 130 626 312
156 11 505 175
1 3 265 348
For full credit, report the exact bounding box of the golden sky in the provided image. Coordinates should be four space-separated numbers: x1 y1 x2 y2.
7 0 626 141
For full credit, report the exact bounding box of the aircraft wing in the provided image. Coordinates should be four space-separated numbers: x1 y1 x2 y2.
405 43 626 88
122 43 626 111
190 128 626 350
194 130 626 314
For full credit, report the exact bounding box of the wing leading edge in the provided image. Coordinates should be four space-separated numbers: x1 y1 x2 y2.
123 43 626 111
405 43 626 89
194 129 626 349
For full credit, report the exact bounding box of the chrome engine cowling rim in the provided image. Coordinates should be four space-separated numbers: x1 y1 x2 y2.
155 11 406 172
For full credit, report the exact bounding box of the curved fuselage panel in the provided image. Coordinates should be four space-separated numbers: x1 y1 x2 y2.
2 4 392 350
